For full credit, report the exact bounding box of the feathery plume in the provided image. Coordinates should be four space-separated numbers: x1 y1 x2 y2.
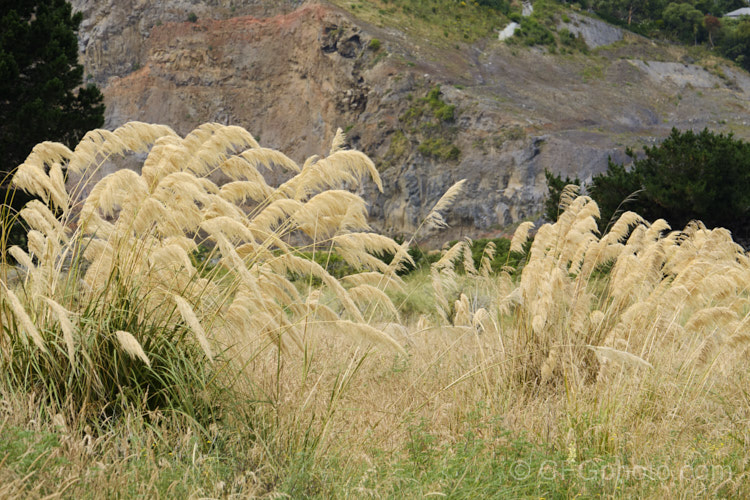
173 295 214 362
588 345 652 370
341 272 405 293
462 238 477 275
2 283 47 352
608 211 644 243
478 241 496 277
12 162 56 205
559 184 580 213
115 330 151 367
42 297 77 364
453 293 472 326
510 221 535 254
9 246 35 274
333 320 405 354
424 179 466 229
330 127 348 155
348 284 400 320
433 240 465 271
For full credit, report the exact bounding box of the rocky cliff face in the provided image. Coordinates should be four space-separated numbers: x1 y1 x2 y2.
69 0 750 241
71 0 304 85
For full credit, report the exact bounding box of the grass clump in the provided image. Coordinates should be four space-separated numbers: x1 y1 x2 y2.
425 85 456 122
380 129 410 171
401 85 456 125
1 122 410 427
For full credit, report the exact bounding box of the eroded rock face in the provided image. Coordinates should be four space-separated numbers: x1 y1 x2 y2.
71 0 304 85
70 1 750 241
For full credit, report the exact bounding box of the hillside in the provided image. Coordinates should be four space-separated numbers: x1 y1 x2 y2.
70 0 750 241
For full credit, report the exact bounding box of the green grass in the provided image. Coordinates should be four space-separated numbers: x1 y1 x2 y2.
581 62 606 82
330 0 512 44
380 129 410 171
0 418 240 497
2 262 225 427
2 402 743 498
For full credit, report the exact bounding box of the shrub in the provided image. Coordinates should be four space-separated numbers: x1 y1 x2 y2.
368 38 381 51
558 27 576 46
418 138 461 160
187 11 198 23
516 17 555 46
545 128 750 241
425 85 456 122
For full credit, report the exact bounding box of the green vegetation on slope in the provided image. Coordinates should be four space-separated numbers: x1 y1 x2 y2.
336 0 750 73
582 0 750 71
330 0 511 43
381 85 461 169
334 0 590 53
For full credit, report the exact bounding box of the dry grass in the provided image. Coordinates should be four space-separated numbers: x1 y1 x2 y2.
1 123 749 497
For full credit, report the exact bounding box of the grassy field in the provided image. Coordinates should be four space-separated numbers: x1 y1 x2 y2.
1 122 749 498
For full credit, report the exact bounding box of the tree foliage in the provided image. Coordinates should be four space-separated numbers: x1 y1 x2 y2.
663 2 704 43
543 169 580 222
580 0 750 69
0 0 104 179
718 16 750 69
547 128 750 242
0 0 103 247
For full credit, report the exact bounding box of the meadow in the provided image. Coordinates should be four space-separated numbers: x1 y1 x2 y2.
0 122 748 498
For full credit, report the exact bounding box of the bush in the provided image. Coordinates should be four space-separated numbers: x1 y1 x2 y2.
418 138 461 161
425 86 456 122
368 38 381 51
187 11 198 23
516 17 555 46
558 27 576 46
719 17 750 72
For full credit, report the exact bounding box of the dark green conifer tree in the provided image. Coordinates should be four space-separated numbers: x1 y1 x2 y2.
0 0 104 244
